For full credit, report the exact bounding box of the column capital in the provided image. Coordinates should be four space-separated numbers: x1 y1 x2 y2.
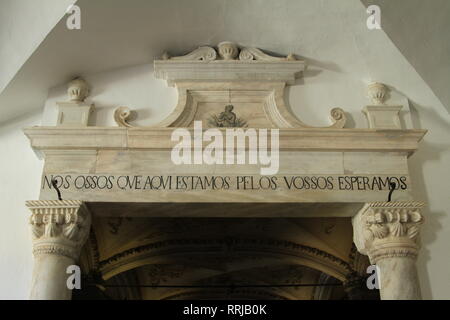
26 200 92 260
352 201 424 263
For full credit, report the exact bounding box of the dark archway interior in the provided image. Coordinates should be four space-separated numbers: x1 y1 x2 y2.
74 216 380 300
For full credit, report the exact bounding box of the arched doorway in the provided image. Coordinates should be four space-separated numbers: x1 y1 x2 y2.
75 217 377 300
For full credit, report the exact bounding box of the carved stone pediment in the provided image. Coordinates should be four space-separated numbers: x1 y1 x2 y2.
161 42 297 62
23 43 427 206
114 42 346 129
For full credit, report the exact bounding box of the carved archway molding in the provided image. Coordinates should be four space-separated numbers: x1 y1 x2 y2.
96 237 352 282
161 289 290 300
114 42 346 129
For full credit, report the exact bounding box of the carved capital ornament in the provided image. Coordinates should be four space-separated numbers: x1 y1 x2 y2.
27 200 92 260
352 201 424 263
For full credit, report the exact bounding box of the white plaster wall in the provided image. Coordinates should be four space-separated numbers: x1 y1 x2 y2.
361 0 450 113
411 106 450 300
42 64 177 127
0 0 76 93
0 112 43 299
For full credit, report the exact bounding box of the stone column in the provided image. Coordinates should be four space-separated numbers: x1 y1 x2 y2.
352 201 424 300
26 200 91 300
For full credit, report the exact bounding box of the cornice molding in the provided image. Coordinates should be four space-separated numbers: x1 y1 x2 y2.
23 126 427 156
154 60 305 86
98 237 352 280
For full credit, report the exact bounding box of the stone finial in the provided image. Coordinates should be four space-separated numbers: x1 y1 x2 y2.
218 41 239 60
367 82 388 105
68 77 89 102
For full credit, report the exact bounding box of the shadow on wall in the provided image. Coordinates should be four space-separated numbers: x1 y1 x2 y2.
86 64 155 127
282 55 363 129
407 99 450 299
284 76 358 129
43 63 178 127
282 56 358 129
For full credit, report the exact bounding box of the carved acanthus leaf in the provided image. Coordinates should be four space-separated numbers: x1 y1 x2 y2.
367 206 424 240
352 201 425 262
26 200 92 259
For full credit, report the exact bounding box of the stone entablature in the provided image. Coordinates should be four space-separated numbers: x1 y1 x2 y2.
24 126 425 153
24 126 424 205
23 43 426 207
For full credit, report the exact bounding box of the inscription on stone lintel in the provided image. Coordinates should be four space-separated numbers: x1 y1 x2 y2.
42 174 408 192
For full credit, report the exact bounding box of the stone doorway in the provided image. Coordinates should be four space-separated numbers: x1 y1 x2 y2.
24 43 426 300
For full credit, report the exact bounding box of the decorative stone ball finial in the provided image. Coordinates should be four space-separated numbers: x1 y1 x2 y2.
218 41 239 60
367 82 388 105
68 77 89 102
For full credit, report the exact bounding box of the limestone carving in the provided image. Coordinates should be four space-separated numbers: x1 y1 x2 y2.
239 47 296 61
114 42 347 129
114 106 132 127
163 46 217 61
68 78 90 102
162 42 295 61
99 237 352 280
367 82 388 105
207 105 248 128
56 78 94 127
218 41 239 60
27 200 92 260
352 201 424 263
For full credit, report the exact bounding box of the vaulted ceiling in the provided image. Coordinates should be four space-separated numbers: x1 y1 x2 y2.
0 0 448 123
